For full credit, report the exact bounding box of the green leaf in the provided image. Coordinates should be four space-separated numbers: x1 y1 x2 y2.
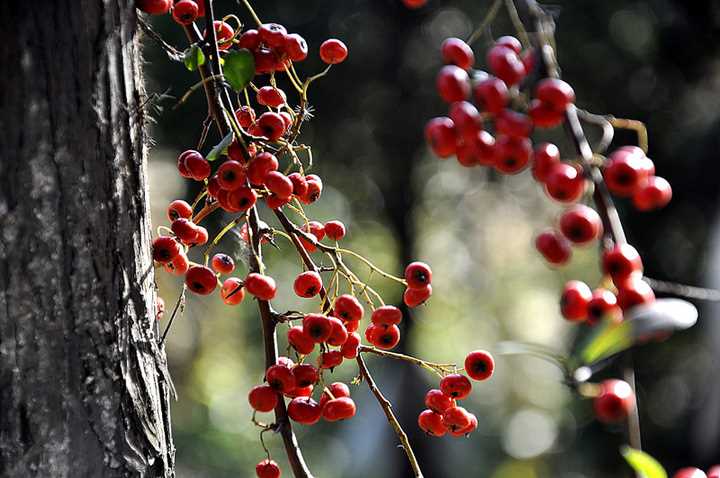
578 320 633 365
621 446 667 478
206 132 233 162
183 45 206 71
224 49 255 91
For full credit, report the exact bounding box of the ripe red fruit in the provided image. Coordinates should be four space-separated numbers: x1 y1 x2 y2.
322 397 356 421
494 135 532 174
532 142 561 182
190 226 208 247
264 171 293 199
167 200 193 221
303 314 333 343
171 218 198 244
235 106 256 129
458 130 496 167
616 276 655 310
402 0 428 9
706 466 720 478
327 316 349 347
302 221 326 241
258 23 287 48
220 278 245 305
244 273 277 300
442 405 472 433
334 294 364 321
473 76 508 114
238 29 260 50
425 389 455 414
464 350 495 381
292 364 320 388
182 150 211 181
418 409 446 437
211 21 234 51
293 271 322 298
673 469 707 478
528 99 565 128
346 319 360 333
366 324 401 350
217 160 246 191
487 45 526 86
560 280 592 322
248 384 278 412
535 229 572 265
451 412 478 437
341 332 361 359
544 163 585 202
496 110 533 138
633 176 672 211
285 385 313 399
425 117 457 158
257 86 287 108
319 39 348 64
211 253 235 274
172 0 198 25
586 289 621 325
226 186 257 212
559 205 603 245
320 382 351 407
288 397 323 425
255 112 286 141
405 261 432 289
323 220 346 241
602 243 643 282
185 266 218 295
495 36 522 54
165 252 189 276
136 0 171 15
449 101 483 142
266 364 296 393
255 459 281 478
404 285 432 307
247 152 279 185
441 37 474 70
152 236 181 263
371 306 402 326
440 374 472 399
535 78 575 112
285 33 309 62
593 379 635 423
301 174 323 204
436 65 471 103
319 350 344 369
288 326 315 355
603 149 652 197
288 172 308 197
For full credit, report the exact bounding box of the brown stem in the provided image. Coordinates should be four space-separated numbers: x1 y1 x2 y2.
356 354 424 478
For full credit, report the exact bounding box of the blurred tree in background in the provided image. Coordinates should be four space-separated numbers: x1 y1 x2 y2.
144 1 720 476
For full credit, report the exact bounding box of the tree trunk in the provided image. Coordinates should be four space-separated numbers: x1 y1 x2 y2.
0 1 174 477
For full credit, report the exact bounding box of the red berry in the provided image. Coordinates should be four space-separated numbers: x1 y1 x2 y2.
248 384 278 412
424 389 455 414
586 289 621 325
458 130 496 167
319 39 348 64
217 160 247 191
487 45 526 86
322 397 356 421
528 99 565 128
164 252 189 276
190 226 208 247
266 364 296 393
171 218 198 244
593 379 635 423
560 280 592 322
603 149 652 197
284 33 308 62
473 76 508 114
451 412 478 437
616 276 655 310
495 36 522 54
441 37 474 70
185 265 218 295
602 243 643 282
532 142 561 182
319 350 344 369
559 205 603 245
255 459 281 478
288 397 322 425
257 86 287 108
244 273 277 300
285 384 314 399
320 382 351 409
633 176 672 211
292 364 319 388
340 332 361 359
334 294 364 321
440 374 472 399
247 152 279 185
706 466 720 478
302 221 326 241
535 78 575 111
674 469 707 478
535 229 572 265
436 65 471 103
494 135 532 174
496 110 533 138
211 253 235 274
152 236 181 263
326 316 349 347
402 0 428 9
288 173 308 197
464 350 495 381
167 200 193 221
544 163 585 202
182 150 211 181
418 409 446 437
303 314 333 343
264 171 293 199
366 324 400 350
210 21 234 51
172 0 198 25
235 106 256 128
258 23 287 48
220 277 245 305
371 305 402 326
405 261 432 289
449 101 483 143
324 220 346 241
403 285 432 308
136 0 171 15
255 112 286 141
293 271 322 298
300 174 323 204
238 29 260 50
442 405 472 433
288 326 315 355
226 186 257 212
424 117 457 158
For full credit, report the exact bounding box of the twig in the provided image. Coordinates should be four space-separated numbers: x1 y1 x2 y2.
467 0 503 45
160 284 187 345
358 345 456 377
643 277 720 301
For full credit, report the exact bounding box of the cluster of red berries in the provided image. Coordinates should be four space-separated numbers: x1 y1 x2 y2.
418 350 494 438
672 466 720 478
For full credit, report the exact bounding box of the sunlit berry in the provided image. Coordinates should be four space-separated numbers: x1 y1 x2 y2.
405 261 432 289
167 200 193 222
487 44 525 86
494 135 532 174
248 384 278 413
559 205 603 245
266 364 296 393
616 276 655 310
171 0 198 25
535 78 575 112
247 152 279 185
288 397 322 425
152 236 181 264
560 280 592 322
288 326 315 355
424 117 457 158
441 37 474 70
464 350 495 381
257 86 287 108
244 273 277 300
586 288 621 325
601 243 643 282
633 176 672 211
473 76 508 114
322 397 356 421
404 285 432 307
436 65 471 103
255 459 281 478
545 163 585 202
319 39 348 64
440 374 472 399
285 33 308 61
136 0 171 14
532 142 561 182
418 409 446 437
425 389 455 414
593 379 635 423
334 294 364 321
371 305 402 326
303 314 333 343
185 265 218 295
324 220 346 241
442 405 472 433
340 332 361 359
319 350 344 369
327 316 349 347
535 229 572 265
366 323 401 350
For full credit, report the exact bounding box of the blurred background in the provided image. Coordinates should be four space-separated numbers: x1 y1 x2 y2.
143 1 720 476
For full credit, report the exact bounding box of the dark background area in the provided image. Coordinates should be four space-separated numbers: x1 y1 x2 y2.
143 1 720 476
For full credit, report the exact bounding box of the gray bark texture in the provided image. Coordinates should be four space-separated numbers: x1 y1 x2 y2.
0 1 175 477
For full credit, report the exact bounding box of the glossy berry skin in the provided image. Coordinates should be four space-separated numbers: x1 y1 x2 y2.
442 406 472 433
449 101 482 143
706 466 720 478
441 37 474 70
248 384 278 412
440 374 472 399
256 459 281 478
402 0 428 9
266 364 296 393
217 160 246 191
586 289 621 325
535 229 572 265
264 171 293 199
288 326 315 355
319 350 344 369
545 163 585 203
603 149 652 197
322 397 356 421
371 305 402 326
319 39 348 64
247 152 279 185
559 205 603 245
465 350 495 381
257 86 286 108
616 276 655 311
327 316 349 347
255 112 286 141
170 218 197 244
165 252 189 276
602 243 643 282
185 266 217 295
496 110 533 138
473 77 508 115
673 469 707 478
319 382 351 409
226 186 257 212
366 324 401 350
456 131 496 167
288 173 308 197
136 0 171 15
303 314 333 343
285 33 309 61
528 99 565 128
211 253 235 274
334 294 364 321
293 271 322 298
172 0 198 25
560 280 592 322
212 21 234 51
405 262 432 289
418 409 446 437
436 65 471 103
425 389 455 414
324 220 346 241
495 36 522 54
404 285 432 308
302 174 323 203
167 199 193 221
340 332 361 359
535 78 575 112
181 150 211 181
487 45 525 86
593 379 635 423
258 23 287 47
494 135 532 174
424 117 456 158
152 236 181 264
220 278 245 305
288 397 322 425
235 106 256 129
633 176 672 211
292 364 319 388
451 413 478 437
303 221 326 241
532 143 561 182
244 273 277 300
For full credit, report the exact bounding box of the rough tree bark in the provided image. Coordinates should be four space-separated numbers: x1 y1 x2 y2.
0 1 174 477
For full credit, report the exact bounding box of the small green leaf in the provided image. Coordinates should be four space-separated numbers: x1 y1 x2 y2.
206 132 233 162
183 45 206 71
621 446 667 478
224 49 255 91
578 320 633 365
